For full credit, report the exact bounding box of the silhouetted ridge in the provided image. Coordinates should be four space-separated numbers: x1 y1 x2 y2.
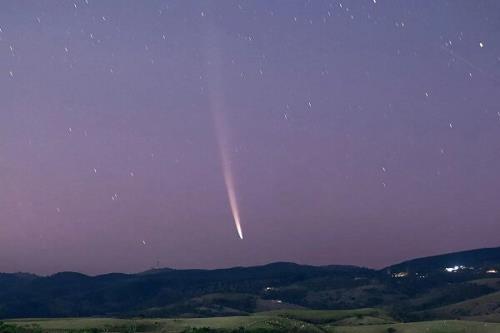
386 246 500 274
0 246 499 318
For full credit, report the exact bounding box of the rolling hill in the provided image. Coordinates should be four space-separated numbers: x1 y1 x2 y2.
385 246 500 275
1 246 500 322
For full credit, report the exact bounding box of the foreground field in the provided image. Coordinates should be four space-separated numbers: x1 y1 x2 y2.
326 321 500 333
6 309 500 333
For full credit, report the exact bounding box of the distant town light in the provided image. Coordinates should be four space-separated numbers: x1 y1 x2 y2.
486 269 498 274
444 265 467 273
392 272 408 278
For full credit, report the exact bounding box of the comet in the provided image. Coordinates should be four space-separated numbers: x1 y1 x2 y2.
203 22 244 239
213 113 244 240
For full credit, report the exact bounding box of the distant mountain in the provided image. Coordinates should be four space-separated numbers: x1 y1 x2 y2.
0 262 372 318
385 246 500 275
0 247 500 320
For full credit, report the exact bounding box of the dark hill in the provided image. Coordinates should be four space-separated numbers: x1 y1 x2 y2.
0 263 372 318
386 246 500 275
1 247 500 319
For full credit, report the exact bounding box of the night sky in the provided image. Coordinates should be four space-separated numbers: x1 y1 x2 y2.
1 1 500 275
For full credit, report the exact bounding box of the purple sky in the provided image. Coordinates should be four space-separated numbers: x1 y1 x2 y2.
1 0 500 275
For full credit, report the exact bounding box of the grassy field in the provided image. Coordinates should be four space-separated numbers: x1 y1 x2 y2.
325 320 500 333
421 290 500 320
257 308 394 325
6 310 500 333
7 315 320 333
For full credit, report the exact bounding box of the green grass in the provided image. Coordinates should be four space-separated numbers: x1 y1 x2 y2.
7 311 500 333
7 315 321 333
325 320 500 333
256 308 393 325
424 290 500 319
